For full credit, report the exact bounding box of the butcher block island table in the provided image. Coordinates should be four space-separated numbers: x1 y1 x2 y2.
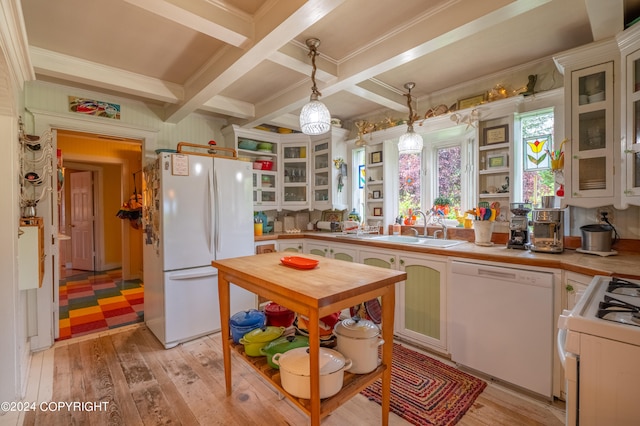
212 252 406 426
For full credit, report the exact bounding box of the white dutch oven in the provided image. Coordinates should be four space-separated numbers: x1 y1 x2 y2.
271 347 352 399
334 317 383 374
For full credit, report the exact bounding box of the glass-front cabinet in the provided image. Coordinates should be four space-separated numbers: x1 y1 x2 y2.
312 139 331 207
281 141 309 210
554 38 618 208
570 63 614 202
619 25 640 207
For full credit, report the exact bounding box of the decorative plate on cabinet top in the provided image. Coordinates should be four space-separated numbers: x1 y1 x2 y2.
280 256 319 270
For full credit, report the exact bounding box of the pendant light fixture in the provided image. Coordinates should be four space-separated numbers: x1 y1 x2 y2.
397 82 424 154
299 38 331 135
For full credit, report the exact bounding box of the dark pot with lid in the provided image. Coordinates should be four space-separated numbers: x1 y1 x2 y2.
580 224 614 253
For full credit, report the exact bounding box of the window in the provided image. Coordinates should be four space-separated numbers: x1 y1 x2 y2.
518 110 555 205
397 131 468 222
398 152 421 218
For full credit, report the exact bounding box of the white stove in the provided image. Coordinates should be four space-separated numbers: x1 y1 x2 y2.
558 276 640 426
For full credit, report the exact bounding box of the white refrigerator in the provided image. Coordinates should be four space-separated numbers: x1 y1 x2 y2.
144 152 256 348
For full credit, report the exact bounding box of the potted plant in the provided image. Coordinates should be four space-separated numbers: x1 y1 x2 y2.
433 196 451 216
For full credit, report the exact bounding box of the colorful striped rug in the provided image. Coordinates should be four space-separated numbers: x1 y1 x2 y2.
361 343 486 425
58 269 144 340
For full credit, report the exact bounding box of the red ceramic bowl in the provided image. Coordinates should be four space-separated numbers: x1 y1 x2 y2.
260 160 274 171
264 302 295 327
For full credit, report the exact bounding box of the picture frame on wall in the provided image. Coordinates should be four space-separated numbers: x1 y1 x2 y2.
372 190 381 199
457 93 486 110
373 207 382 216
483 124 509 145
487 154 507 169
370 151 383 164
358 165 365 188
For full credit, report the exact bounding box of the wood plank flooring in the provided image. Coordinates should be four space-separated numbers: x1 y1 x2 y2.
18 324 565 425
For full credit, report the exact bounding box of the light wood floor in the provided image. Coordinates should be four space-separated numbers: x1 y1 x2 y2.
14 324 565 425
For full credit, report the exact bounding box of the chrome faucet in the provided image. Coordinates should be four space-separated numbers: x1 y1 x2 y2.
413 210 429 237
433 211 448 240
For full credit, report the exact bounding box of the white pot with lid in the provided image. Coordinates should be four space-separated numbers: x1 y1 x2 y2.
271 347 352 399
334 317 384 374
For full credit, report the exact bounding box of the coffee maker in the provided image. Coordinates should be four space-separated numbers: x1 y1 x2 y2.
528 208 564 253
507 202 531 249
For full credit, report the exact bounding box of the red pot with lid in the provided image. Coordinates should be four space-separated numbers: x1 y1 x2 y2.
264 302 295 327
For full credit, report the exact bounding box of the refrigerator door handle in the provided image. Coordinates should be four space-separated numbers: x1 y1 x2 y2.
206 169 213 252
213 167 220 250
167 268 218 280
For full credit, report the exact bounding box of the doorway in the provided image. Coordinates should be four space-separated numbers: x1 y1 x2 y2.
56 130 144 340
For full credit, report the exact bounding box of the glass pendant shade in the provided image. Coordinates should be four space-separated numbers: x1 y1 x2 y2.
299 97 331 135
398 126 423 153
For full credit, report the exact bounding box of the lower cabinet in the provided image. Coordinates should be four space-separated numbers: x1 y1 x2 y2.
396 254 447 353
277 239 304 252
564 271 593 311
306 242 358 262
358 248 447 354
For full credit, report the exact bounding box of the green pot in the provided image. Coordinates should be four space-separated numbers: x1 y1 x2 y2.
260 335 309 369
239 326 285 357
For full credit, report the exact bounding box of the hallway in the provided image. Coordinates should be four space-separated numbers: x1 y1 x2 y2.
58 268 143 340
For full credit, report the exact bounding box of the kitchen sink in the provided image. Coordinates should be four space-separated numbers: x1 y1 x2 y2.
369 235 420 243
368 235 466 248
417 239 466 248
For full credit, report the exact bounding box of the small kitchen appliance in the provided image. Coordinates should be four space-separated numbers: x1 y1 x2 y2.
558 276 640 425
506 202 531 249
577 212 619 256
527 208 564 253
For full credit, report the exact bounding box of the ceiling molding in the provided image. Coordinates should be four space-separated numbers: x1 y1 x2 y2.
30 47 184 103
0 0 34 89
123 0 253 47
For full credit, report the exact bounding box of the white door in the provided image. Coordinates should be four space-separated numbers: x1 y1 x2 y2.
70 171 94 270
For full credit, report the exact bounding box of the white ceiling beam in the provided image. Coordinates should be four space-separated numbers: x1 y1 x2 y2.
29 47 184 103
584 0 624 41
344 85 408 113
122 0 252 47
240 0 550 128
163 0 346 124
268 41 337 83
200 94 254 119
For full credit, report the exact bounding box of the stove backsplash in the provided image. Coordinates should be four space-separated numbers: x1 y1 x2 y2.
567 205 639 240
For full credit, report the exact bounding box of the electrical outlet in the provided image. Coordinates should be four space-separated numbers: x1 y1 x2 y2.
596 207 614 223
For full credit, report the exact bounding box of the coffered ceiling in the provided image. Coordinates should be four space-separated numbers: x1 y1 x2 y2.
18 0 640 132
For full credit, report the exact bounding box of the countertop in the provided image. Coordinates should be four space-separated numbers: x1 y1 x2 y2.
255 231 640 279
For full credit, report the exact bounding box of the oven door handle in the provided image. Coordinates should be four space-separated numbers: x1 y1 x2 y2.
557 327 567 368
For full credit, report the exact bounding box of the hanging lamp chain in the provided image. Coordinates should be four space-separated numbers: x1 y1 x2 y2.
307 39 322 98
404 82 416 129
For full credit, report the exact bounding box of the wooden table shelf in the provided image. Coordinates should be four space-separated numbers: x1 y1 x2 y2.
213 252 406 426
230 341 386 419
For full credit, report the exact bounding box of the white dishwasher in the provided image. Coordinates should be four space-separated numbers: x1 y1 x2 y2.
449 260 553 398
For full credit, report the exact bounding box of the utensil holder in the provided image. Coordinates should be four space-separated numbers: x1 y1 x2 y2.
473 220 494 245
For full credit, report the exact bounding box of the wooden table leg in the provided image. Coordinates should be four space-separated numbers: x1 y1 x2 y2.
218 273 232 396
308 309 321 426
380 287 395 426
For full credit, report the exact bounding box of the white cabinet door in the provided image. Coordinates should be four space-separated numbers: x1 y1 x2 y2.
564 271 593 311
397 253 448 353
277 240 304 253
330 243 358 262
306 241 330 257
359 248 397 269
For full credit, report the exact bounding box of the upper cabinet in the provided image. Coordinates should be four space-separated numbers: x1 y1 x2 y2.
554 39 619 208
618 25 640 207
310 128 349 211
223 125 280 211
223 125 349 212
280 137 309 211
